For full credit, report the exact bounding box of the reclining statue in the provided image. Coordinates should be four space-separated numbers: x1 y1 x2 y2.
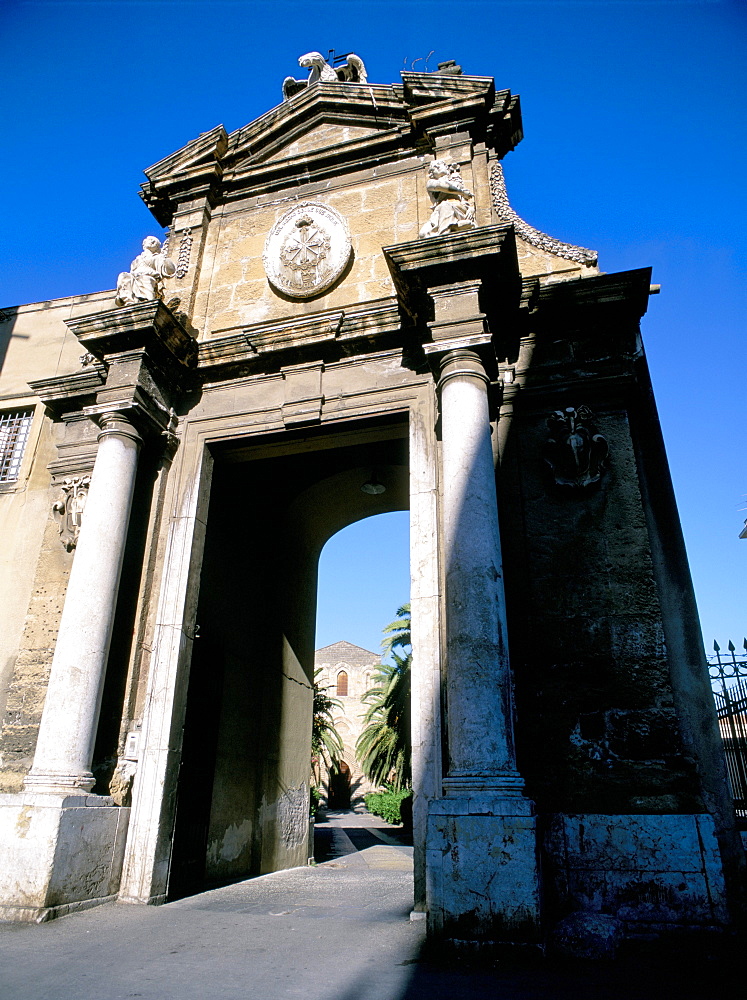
115 236 176 307
283 51 367 101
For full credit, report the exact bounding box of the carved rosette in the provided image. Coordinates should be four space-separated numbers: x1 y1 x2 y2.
263 202 351 299
544 406 609 491
52 476 91 551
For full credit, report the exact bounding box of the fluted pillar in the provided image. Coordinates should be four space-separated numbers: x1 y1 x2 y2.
25 411 142 794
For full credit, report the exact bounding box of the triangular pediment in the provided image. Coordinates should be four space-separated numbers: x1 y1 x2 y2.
140 73 523 224
144 123 228 181
224 83 409 168
314 640 380 662
260 121 387 164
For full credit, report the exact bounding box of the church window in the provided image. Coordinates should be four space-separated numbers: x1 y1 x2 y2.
336 670 348 697
0 409 33 483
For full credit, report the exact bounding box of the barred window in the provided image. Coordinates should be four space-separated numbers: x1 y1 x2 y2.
0 409 33 483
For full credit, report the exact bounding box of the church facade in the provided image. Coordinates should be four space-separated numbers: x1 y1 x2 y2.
314 640 381 808
0 55 741 950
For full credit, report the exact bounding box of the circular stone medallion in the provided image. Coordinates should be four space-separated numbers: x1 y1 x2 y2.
263 202 352 299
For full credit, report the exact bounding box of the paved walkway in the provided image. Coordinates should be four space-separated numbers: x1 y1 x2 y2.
0 811 736 999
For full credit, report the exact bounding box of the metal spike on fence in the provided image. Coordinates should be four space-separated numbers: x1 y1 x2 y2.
713 640 720 652
728 640 736 652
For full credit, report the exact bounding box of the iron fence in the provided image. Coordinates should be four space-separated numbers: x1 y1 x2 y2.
709 640 747 823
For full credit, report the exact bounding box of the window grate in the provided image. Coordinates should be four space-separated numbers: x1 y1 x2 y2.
0 409 33 483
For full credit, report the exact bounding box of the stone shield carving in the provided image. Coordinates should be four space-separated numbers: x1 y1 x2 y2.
544 406 609 491
263 202 351 299
52 475 91 551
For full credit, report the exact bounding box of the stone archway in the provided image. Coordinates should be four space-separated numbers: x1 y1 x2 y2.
327 761 352 810
163 417 409 896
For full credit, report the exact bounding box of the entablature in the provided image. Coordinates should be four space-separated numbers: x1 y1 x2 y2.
197 297 410 383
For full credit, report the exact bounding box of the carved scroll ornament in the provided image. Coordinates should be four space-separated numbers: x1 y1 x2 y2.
53 476 91 551
490 162 597 266
176 228 193 278
544 406 609 491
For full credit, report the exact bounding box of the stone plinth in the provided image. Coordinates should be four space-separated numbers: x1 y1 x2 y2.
426 794 540 947
0 792 129 922
544 813 729 939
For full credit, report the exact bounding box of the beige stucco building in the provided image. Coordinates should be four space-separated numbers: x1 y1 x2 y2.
0 56 742 951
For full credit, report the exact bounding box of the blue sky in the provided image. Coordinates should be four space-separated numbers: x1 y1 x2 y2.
1 0 744 654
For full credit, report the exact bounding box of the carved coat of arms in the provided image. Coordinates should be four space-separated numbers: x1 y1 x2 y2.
53 476 91 551
263 203 351 298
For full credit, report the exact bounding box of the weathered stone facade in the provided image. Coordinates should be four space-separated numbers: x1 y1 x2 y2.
0 59 741 948
314 640 382 806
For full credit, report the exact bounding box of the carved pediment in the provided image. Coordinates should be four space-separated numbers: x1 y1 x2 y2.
139 74 523 225
223 84 410 173
140 124 228 224
259 122 386 165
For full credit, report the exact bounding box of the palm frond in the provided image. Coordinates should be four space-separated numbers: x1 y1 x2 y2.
356 605 411 791
312 669 344 770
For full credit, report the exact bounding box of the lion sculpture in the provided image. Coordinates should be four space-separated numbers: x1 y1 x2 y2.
283 51 368 101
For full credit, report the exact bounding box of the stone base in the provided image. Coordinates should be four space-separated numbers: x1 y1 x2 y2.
543 813 730 943
426 794 541 948
0 792 130 922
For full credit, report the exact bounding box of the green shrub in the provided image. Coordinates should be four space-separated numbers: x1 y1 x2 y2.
309 785 322 817
364 787 412 826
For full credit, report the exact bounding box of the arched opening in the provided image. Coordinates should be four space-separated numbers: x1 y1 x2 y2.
313 512 410 814
327 760 351 809
167 416 409 899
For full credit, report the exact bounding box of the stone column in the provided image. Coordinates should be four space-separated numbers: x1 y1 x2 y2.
425 347 540 948
25 411 142 793
437 348 521 793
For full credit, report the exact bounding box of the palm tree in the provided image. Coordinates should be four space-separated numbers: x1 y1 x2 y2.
356 604 411 791
311 669 344 781
381 603 411 657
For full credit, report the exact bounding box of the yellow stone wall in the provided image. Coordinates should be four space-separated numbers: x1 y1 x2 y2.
192 161 426 337
0 291 112 785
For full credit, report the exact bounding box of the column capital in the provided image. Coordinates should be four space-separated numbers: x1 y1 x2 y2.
436 348 490 392
83 398 176 446
93 409 144 446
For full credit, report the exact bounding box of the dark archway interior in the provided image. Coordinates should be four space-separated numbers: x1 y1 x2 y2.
169 415 408 899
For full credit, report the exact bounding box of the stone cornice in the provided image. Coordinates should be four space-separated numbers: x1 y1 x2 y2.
140 125 228 226
29 302 198 430
384 225 521 325
65 300 198 370
535 268 654 319
223 128 415 204
28 368 107 417
385 224 516 273
198 298 404 379
229 85 409 162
